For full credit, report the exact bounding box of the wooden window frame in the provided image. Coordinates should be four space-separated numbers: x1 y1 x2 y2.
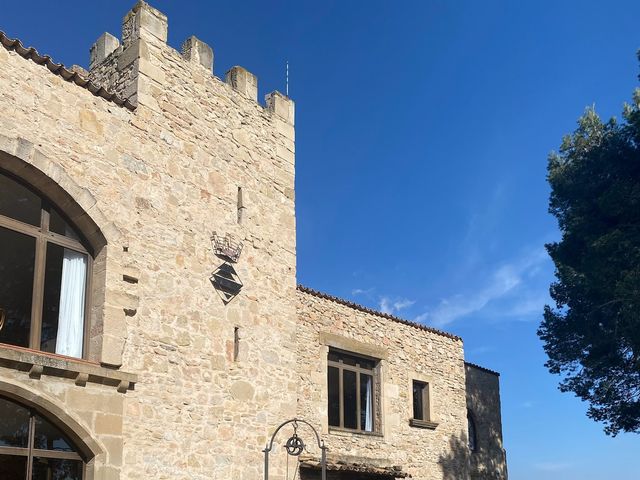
0 396 85 480
0 173 93 359
327 348 379 434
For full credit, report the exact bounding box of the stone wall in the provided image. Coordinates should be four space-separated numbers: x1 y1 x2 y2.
0 1 297 479
296 288 471 480
465 364 508 480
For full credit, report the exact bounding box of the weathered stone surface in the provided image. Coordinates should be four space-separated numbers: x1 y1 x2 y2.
90 32 120 69
230 380 255 401
181 36 214 72
225 66 258 102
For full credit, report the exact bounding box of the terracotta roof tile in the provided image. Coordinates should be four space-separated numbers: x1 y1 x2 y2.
465 361 500 376
297 285 462 342
0 31 135 111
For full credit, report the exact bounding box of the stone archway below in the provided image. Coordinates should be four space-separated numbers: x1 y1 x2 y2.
0 378 104 461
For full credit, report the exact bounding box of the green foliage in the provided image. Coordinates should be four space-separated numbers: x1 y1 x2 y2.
540 68 640 435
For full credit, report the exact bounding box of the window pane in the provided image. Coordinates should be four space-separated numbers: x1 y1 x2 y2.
33 415 76 452
0 173 41 226
49 209 80 240
328 366 340 427
0 226 35 348
41 244 86 358
360 373 373 431
0 397 30 448
343 370 357 429
32 457 83 480
0 453 28 480
413 381 425 420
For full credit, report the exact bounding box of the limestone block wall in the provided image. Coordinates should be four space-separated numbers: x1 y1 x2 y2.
465 364 508 480
296 288 471 480
0 2 298 479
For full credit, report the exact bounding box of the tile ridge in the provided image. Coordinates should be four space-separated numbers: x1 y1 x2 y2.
297 284 462 342
465 361 500 376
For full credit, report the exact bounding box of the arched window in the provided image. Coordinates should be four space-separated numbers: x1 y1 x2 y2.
0 396 85 479
0 171 90 359
468 409 478 452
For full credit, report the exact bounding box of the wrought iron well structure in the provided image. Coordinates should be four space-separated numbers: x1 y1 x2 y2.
263 418 327 480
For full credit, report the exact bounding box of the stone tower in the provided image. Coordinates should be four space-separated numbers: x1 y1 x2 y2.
0 1 298 478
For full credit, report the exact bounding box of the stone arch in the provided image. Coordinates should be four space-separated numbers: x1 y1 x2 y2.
0 134 130 366
0 377 104 464
0 134 123 252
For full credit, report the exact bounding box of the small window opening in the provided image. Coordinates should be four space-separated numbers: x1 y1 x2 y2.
468 409 478 452
237 187 246 224
233 327 240 361
412 380 430 421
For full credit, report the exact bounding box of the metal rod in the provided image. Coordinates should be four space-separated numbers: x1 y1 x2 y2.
321 441 327 480
263 446 269 480
264 418 326 480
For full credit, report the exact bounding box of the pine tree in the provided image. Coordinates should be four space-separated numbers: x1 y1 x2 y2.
540 61 640 435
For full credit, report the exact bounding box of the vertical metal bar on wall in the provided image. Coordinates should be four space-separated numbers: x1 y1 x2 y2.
263 447 269 480
320 442 327 480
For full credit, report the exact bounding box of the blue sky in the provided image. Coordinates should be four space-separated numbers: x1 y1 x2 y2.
2 0 639 478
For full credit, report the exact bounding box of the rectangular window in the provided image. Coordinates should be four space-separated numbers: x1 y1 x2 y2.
410 380 438 429
327 349 378 433
412 380 429 421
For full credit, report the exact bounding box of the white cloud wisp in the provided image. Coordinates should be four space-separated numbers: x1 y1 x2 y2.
415 248 549 328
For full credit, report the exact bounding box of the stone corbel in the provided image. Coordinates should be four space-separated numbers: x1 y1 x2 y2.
28 364 44 379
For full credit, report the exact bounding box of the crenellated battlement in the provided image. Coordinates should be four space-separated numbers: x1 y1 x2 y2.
88 1 294 124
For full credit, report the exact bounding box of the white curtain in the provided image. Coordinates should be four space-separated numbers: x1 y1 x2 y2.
55 248 87 358
365 375 373 432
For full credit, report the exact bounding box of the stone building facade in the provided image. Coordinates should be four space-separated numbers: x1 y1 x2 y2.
0 2 506 479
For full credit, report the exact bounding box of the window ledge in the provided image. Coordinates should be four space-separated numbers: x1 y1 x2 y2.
409 418 439 430
329 427 384 438
0 344 137 393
